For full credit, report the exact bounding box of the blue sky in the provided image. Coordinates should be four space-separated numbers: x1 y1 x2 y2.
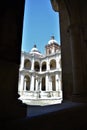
21 0 60 54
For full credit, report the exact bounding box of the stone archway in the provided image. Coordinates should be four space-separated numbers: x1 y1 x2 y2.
51 0 73 100
42 77 45 91
24 75 31 91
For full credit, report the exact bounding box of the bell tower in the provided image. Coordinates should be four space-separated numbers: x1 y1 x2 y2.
45 36 60 55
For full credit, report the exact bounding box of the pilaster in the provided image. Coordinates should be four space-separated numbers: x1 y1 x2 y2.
69 24 87 102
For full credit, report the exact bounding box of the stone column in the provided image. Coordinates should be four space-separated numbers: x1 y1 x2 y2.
59 78 62 91
49 76 52 91
35 77 38 91
56 74 59 91
20 55 24 70
39 78 42 91
56 55 60 69
18 74 24 94
24 78 27 91
46 74 49 91
31 56 34 71
30 75 34 91
47 58 50 71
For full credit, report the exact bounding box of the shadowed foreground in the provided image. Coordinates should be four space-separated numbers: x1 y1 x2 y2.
0 101 87 130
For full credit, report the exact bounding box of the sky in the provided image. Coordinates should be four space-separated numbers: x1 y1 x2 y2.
21 0 60 54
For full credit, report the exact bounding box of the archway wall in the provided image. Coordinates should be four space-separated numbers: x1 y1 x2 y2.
59 0 73 100
51 0 73 100
0 0 26 119
64 1 87 101
51 0 87 102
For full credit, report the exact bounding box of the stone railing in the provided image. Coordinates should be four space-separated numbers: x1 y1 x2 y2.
20 91 62 99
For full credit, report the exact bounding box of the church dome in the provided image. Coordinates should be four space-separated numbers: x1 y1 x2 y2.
31 45 38 52
48 36 58 45
30 44 42 56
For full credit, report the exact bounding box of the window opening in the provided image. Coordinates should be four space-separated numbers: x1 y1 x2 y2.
18 0 62 106
24 75 30 91
34 61 40 72
42 62 46 71
24 59 31 69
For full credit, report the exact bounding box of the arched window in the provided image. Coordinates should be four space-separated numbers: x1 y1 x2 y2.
50 59 56 70
42 61 46 71
49 49 51 54
24 59 31 69
34 61 40 71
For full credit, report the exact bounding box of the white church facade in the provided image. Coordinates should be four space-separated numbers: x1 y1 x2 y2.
18 36 62 105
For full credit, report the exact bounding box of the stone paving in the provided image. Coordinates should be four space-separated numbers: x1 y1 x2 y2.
27 101 85 118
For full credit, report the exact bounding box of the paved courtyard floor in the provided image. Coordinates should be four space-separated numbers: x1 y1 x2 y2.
27 101 85 118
